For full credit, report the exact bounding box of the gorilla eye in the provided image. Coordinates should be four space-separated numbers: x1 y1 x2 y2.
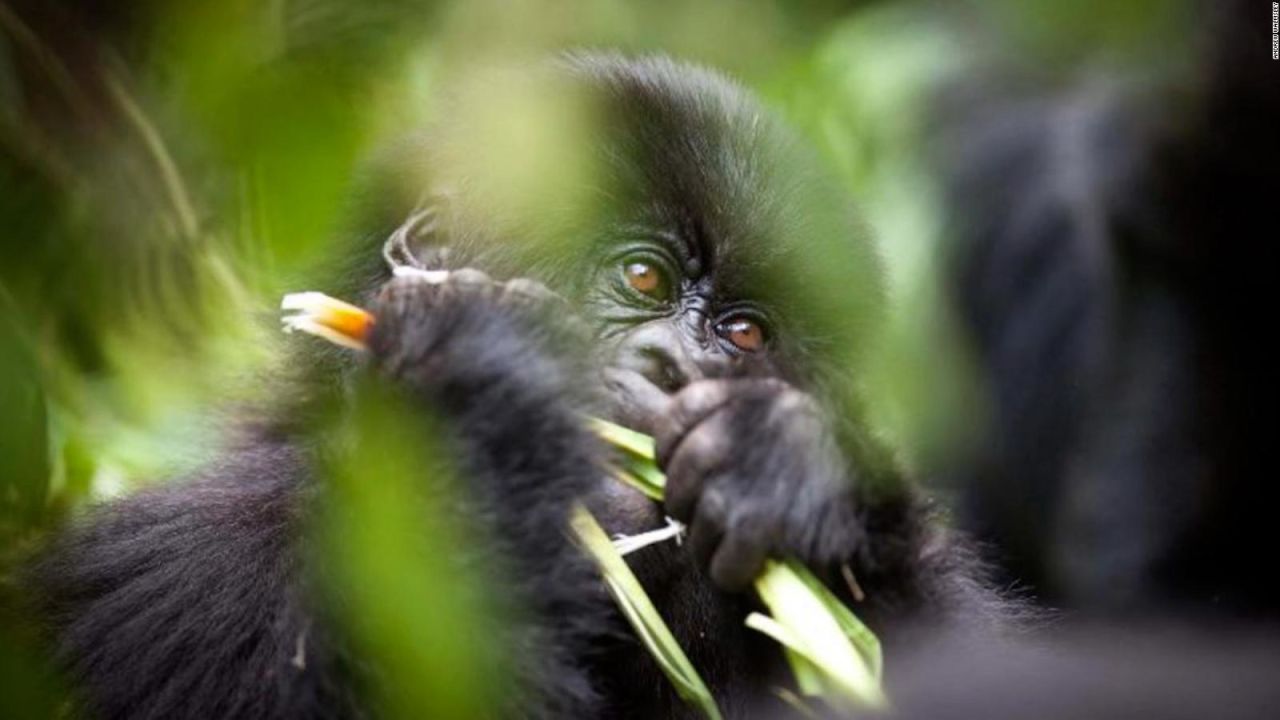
716 317 766 353
622 260 670 300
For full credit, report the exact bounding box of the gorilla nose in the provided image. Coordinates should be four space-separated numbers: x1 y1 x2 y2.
641 346 695 393
642 337 734 392
610 323 728 396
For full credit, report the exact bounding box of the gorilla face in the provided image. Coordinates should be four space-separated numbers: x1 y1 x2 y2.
588 222 782 433
382 55 889 552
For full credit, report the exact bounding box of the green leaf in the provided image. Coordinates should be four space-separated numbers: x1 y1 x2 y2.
571 505 723 720
744 613 826 695
753 561 886 708
786 560 883 681
590 417 657 462
616 453 668 497
608 465 664 501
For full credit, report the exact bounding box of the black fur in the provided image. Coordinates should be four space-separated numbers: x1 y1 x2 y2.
30 441 355 718
28 54 1016 719
937 0 1276 618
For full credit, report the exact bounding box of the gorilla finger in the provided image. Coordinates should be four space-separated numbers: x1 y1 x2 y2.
601 368 672 435
654 378 794 466
444 267 496 299
371 277 437 327
449 267 492 286
654 380 735 467
687 489 728 570
710 529 767 593
663 414 734 522
500 277 564 307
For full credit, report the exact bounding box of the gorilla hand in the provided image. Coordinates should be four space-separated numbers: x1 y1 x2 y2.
653 379 861 591
366 267 589 425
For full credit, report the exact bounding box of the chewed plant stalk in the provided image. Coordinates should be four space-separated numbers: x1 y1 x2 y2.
280 288 886 717
281 292 376 350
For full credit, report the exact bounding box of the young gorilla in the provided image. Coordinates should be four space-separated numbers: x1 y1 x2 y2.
30 54 1011 719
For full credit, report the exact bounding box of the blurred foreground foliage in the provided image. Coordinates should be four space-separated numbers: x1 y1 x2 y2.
0 0 1190 715
313 377 506 717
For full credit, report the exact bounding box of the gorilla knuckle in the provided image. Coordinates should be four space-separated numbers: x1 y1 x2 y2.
684 421 732 464
448 267 493 287
673 380 735 418
696 484 730 523
501 277 559 304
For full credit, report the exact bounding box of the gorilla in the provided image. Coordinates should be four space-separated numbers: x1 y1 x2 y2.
27 54 1015 719
863 3 1280 719
936 0 1276 619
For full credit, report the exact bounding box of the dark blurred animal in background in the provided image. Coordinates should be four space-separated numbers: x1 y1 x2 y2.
870 2 1280 718
938 0 1275 621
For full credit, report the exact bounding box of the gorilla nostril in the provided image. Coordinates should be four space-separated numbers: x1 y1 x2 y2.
641 348 690 393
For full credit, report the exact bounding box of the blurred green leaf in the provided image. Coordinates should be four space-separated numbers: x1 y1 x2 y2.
313 378 507 719
0 305 49 528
